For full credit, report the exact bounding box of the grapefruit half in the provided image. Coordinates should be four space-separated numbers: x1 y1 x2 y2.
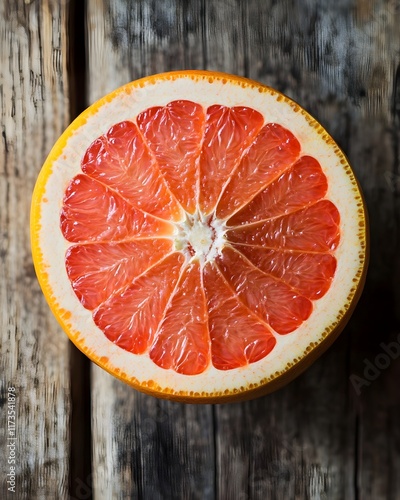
31 71 368 403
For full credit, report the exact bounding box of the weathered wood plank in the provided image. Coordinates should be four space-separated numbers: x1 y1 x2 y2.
86 1 215 498
346 6 400 483
0 1 71 498
84 1 400 499
242 1 400 499
205 2 358 497
2 0 399 498
38 0 400 499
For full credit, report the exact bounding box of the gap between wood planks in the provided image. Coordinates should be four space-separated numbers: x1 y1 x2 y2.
67 1 93 498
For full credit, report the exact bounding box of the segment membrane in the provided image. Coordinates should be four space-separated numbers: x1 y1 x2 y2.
233 245 337 300
65 239 173 310
203 262 276 370
61 174 175 242
137 100 205 214
227 156 328 226
227 200 340 252
199 105 264 214
216 247 312 334
150 262 211 375
93 252 185 354
81 121 184 221
216 123 301 219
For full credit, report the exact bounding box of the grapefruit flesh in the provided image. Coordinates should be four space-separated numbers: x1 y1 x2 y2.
61 101 339 373
31 72 368 402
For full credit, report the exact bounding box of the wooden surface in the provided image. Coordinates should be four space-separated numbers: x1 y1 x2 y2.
1 1 400 499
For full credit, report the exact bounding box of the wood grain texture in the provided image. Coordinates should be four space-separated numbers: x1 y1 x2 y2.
2 0 400 498
0 1 71 499
86 1 400 499
87 2 216 499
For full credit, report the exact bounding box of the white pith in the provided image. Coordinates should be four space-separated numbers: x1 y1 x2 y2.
32 73 367 395
175 212 226 265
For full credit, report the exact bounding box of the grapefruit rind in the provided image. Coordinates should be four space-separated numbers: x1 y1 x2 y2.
31 70 368 402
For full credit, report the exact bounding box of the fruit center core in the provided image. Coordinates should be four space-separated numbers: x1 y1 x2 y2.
175 212 225 263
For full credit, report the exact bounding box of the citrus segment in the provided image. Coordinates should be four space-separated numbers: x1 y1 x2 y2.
199 105 264 214
93 252 185 354
233 246 337 300
227 199 340 252
61 174 175 242
81 120 184 221
149 261 210 375
203 262 276 370
65 239 173 310
137 100 205 214
226 156 328 226
216 247 312 334
216 123 301 220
